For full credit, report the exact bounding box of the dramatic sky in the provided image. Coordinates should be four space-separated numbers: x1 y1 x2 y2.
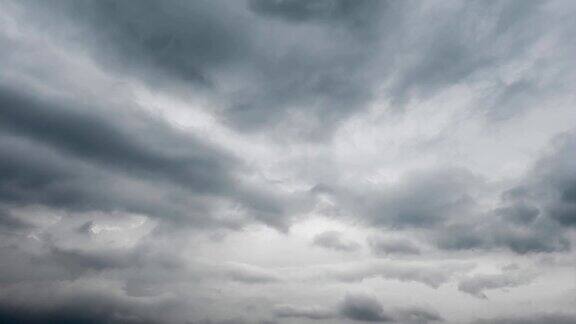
1 0 576 323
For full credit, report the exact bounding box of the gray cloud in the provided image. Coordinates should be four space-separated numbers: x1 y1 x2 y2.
472 313 576 324
432 213 570 254
529 132 576 227
1 0 576 323
0 132 226 227
0 208 32 232
224 262 282 284
0 84 310 230
439 131 576 254
314 260 474 289
0 287 179 324
457 268 537 299
338 293 394 322
322 145 576 254
318 165 559 254
249 0 384 33
8 0 384 138
368 236 421 256
338 293 442 323
320 167 482 229
22 0 250 87
49 245 135 273
275 294 443 323
0 86 237 195
7 0 575 139
397 307 444 323
312 230 361 252
273 304 335 320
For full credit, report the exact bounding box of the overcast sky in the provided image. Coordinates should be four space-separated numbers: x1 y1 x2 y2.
1 0 576 323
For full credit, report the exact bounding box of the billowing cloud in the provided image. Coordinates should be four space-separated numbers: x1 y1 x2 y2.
339 293 394 322
1 0 576 323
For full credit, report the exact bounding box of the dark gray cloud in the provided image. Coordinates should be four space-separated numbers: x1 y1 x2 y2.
396 307 443 323
0 288 173 324
8 0 575 139
0 132 224 227
338 293 394 322
319 140 576 255
368 236 421 256
338 293 442 323
275 295 443 323
8 0 383 138
434 215 568 255
249 0 383 31
529 132 576 227
0 301 154 324
22 0 250 87
0 84 309 230
312 230 360 252
432 213 570 254
0 86 236 194
6 0 574 143
1 1 576 323
437 131 576 254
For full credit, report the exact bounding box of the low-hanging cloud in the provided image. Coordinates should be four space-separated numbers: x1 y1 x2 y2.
1 0 576 323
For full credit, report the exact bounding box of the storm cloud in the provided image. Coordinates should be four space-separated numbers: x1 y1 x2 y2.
1 0 576 323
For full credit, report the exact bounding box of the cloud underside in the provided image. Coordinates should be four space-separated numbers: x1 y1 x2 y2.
1 0 576 323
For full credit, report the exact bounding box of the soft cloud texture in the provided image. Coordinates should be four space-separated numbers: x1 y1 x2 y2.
1 0 576 323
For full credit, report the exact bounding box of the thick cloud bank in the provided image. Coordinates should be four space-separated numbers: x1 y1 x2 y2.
1 0 576 323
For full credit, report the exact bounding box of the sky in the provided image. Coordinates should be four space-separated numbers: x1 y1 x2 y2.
0 0 576 323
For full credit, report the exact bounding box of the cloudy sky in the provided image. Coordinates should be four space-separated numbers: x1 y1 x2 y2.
1 0 576 323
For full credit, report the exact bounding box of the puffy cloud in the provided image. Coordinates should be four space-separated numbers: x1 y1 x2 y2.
321 144 576 255
435 131 576 254
339 293 393 322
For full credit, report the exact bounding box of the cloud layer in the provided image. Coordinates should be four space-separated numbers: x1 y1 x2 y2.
1 0 576 323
